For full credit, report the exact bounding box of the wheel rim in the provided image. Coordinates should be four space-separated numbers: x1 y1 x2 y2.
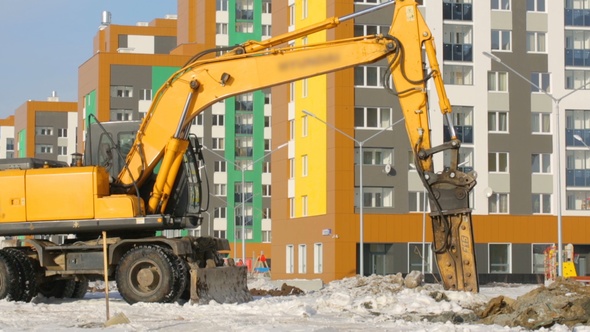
128 259 162 296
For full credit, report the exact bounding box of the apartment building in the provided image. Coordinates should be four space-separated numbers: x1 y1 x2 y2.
13 94 77 164
270 0 590 284
0 116 14 159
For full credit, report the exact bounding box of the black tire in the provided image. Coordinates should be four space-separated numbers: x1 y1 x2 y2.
38 279 75 298
161 249 188 303
0 251 19 301
71 276 89 299
116 245 176 304
3 248 37 302
0 250 24 301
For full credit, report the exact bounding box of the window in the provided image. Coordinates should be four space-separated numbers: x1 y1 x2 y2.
409 191 429 212
443 0 473 21
527 32 546 53
488 71 508 92
212 114 224 126
354 66 390 87
214 207 227 218
57 128 67 138
57 146 67 156
264 116 271 128
491 0 510 10
235 137 253 157
566 70 590 90
302 115 308 137
289 120 295 140
354 24 390 37
264 139 271 151
300 155 308 176
263 89 271 104
262 231 271 243
262 25 271 37
302 0 308 19
35 144 53 154
6 138 14 151
289 158 295 179
314 243 323 274
139 89 152 101
235 93 253 111
491 30 511 51
565 1 590 26
262 161 271 173
262 207 271 219
532 153 551 173
216 23 228 35
532 244 552 273
214 161 226 172
355 148 394 165
262 184 271 197
236 114 253 134
566 150 590 187
262 0 271 14
212 137 225 150
527 0 545 12
289 198 295 218
488 111 508 132
489 243 511 273
565 30 590 66
532 193 552 214
111 85 133 98
111 109 133 121
443 65 473 85
235 182 253 203
531 73 551 93
489 193 509 213
236 22 253 33
214 184 227 196
298 244 307 273
567 190 590 210
409 243 432 273
532 112 551 133
443 24 473 62
216 0 228 11
289 4 295 26
354 107 392 128
214 230 227 239
357 187 394 208
489 152 509 172
444 106 474 143
286 245 294 273
302 195 308 216
196 114 203 126
236 0 253 20
235 228 253 240
36 127 53 136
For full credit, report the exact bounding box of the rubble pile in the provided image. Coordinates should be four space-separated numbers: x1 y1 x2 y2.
478 278 590 329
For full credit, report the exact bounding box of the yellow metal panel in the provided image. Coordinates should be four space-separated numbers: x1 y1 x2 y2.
25 166 109 221
95 195 142 219
0 170 26 222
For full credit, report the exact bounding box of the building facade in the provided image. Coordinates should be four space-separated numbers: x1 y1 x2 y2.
271 0 590 284
0 116 14 159
13 95 77 164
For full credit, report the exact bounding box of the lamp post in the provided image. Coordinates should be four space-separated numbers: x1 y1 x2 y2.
483 51 590 276
203 142 287 263
303 110 404 276
574 134 590 150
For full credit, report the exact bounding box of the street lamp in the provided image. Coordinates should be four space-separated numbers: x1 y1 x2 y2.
303 110 404 276
203 142 287 263
483 51 590 277
574 134 590 149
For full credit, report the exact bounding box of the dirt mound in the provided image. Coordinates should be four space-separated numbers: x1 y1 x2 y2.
250 283 304 297
478 278 590 329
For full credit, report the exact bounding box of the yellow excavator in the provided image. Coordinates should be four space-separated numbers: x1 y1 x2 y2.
0 0 478 305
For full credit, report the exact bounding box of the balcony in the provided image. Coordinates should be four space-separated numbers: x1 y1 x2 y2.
443 3 472 21
235 215 253 226
444 125 473 144
443 43 473 62
565 49 590 67
566 169 590 187
566 129 590 146
235 124 253 135
565 8 590 27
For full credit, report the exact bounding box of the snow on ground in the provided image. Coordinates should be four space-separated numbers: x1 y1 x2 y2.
0 275 587 331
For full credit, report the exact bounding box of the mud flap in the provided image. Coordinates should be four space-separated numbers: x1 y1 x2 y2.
189 263 252 304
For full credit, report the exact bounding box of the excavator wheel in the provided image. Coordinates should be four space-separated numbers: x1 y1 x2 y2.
38 278 76 298
71 276 89 299
0 251 19 301
161 248 189 303
3 248 37 302
116 245 177 304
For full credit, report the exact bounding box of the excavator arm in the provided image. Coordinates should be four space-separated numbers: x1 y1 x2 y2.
118 0 478 292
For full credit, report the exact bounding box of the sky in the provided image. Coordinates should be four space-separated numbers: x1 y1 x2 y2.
0 1 177 119
0 275 580 332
